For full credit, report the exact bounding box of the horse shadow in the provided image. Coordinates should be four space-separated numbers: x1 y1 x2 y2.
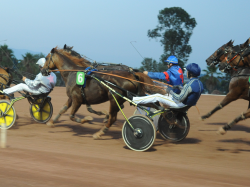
204 123 250 133
54 123 123 140
216 138 250 153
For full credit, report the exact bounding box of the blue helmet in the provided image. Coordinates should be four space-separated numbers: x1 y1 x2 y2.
164 55 178 64
186 63 201 77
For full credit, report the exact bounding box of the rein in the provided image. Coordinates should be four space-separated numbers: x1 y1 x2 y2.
49 69 172 89
222 45 250 71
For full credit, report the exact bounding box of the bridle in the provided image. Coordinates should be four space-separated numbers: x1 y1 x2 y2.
219 45 249 72
209 45 232 66
42 53 56 76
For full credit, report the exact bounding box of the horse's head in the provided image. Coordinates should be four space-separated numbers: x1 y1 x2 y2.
206 40 234 66
41 48 58 76
218 38 250 73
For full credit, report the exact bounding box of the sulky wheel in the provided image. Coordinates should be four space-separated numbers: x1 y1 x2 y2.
122 114 156 152
158 113 190 142
30 98 53 123
0 100 16 129
133 107 160 131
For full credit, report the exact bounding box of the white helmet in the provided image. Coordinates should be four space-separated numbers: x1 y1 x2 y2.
36 58 46 67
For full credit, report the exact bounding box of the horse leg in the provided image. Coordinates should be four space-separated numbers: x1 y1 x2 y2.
200 92 238 120
69 99 93 124
86 104 109 123
217 108 250 135
47 97 72 127
93 98 121 140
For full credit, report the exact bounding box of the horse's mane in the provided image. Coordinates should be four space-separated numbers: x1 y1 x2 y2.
55 47 91 67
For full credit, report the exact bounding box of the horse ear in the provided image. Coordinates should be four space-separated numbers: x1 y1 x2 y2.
227 40 234 46
241 39 250 48
51 48 55 53
64 44 67 49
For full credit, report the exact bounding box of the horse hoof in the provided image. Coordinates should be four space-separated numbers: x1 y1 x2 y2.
47 120 55 128
102 110 108 115
217 127 227 135
93 133 102 140
103 119 108 123
81 116 93 123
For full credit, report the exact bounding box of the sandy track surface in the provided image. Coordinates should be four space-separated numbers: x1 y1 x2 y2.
0 87 249 186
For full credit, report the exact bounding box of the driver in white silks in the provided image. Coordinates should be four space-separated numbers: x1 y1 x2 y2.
128 63 204 109
1 58 57 97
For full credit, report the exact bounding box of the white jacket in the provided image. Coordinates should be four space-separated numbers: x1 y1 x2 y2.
24 72 57 93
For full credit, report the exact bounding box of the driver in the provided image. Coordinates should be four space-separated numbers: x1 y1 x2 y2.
143 55 184 94
128 63 204 108
0 58 57 97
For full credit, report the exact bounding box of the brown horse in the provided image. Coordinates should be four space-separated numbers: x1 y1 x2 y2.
60 44 140 121
0 67 14 99
201 39 250 134
42 47 162 139
48 44 144 124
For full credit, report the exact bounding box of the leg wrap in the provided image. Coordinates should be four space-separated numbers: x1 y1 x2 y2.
53 105 68 122
223 124 231 131
70 115 81 123
59 105 68 115
87 105 105 116
227 113 246 129
202 103 223 119
53 114 61 122
102 127 109 133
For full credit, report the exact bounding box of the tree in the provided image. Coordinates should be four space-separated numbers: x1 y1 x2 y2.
17 52 42 77
147 7 197 70
200 65 222 94
0 44 17 68
138 58 159 72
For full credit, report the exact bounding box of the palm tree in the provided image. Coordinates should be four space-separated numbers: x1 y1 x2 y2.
0 44 16 68
200 65 222 93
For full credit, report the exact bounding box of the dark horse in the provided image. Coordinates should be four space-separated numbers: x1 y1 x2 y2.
201 39 250 134
42 47 163 139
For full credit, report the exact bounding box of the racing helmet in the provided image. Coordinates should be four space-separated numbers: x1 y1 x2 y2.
186 63 201 77
164 55 178 64
36 58 46 68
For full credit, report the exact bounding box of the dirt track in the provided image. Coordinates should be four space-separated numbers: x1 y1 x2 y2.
0 87 249 187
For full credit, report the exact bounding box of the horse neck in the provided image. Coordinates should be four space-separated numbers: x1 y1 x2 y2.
55 53 88 82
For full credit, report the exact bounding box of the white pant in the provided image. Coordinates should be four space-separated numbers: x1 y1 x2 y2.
132 93 185 108
3 83 42 95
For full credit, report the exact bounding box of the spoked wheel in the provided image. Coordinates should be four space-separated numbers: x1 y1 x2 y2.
0 100 16 129
30 99 53 123
133 107 160 131
122 114 156 152
158 113 190 142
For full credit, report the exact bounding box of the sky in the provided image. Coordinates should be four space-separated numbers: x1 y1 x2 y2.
1 0 250 71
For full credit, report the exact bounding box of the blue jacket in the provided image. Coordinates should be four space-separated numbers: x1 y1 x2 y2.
170 78 204 106
147 65 184 93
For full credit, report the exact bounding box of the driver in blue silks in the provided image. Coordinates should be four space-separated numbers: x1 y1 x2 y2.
143 55 184 94
129 63 204 108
